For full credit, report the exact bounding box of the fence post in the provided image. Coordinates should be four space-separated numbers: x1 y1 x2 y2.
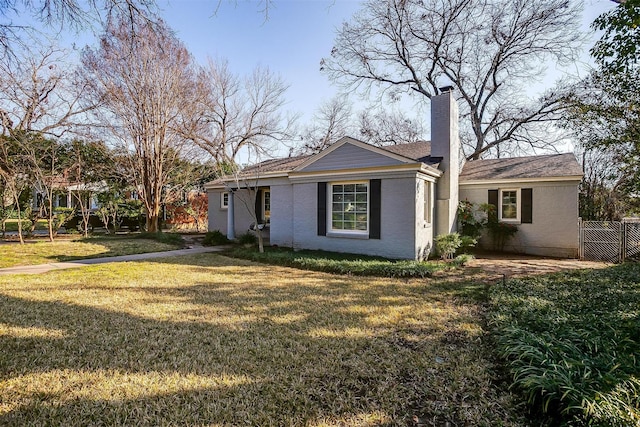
620 220 625 263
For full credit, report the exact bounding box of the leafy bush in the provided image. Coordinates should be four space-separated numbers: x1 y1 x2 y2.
225 247 443 278
202 230 229 246
136 231 184 246
458 200 486 238
458 235 478 254
452 253 474 267
237 232 257 245
435 232 462 260
489 263 640 425
480 203 518 251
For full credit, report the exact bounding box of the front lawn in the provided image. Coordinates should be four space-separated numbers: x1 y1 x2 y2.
490 263 640 425
0 254 523 426
0 234 183 268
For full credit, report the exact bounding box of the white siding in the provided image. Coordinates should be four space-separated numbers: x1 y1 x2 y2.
291 177 418 259
459 180 580 257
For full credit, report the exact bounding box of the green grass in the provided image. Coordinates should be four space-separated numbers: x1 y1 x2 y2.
489 263 640 426
226 246 447 278
0 235 183 268
0 254 524 426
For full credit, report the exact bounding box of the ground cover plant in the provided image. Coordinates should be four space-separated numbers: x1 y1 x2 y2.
0 234 183 268
226 246 446 278
0 253 523 426
490 263 640 426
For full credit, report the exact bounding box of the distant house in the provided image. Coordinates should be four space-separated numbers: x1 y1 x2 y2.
206 90 582 259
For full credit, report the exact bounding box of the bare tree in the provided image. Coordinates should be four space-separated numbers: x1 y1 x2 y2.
184 58 295 164
297 96 354 154
0 0 158 59
0 42 93 137
0 41 92 242
358 108 425 146
0 135 29 243
80 18 200 233
322 0 584 159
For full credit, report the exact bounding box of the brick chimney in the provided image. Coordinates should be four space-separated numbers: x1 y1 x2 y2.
430 87 459 236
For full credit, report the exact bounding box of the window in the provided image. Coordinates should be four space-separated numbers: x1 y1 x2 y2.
423 180 431 223
263 190 270 223
499 189 520 222
221 192 229 209
330 182 368 232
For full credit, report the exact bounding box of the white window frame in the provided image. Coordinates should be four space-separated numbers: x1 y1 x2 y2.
423 180 432 224
499 188 520 223
262 189 271 223
328 181 369 235
220 192 229 209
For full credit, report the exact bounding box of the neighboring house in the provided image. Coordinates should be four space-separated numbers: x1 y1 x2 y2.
206 89 583 259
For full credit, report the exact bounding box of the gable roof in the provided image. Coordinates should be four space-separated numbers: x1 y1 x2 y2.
459 153 583 182
205 138 442 189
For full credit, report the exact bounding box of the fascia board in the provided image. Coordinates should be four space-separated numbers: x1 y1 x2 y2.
459 175 584 186
289 163 441 182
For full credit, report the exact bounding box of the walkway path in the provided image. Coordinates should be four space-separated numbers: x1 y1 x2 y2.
0 246 226 276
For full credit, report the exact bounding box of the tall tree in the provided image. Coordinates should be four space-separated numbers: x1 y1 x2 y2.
0 0 158 59
298 96 354 154
81 18 200 232
563 0 640 218
322 0 583 159
184 58 295 164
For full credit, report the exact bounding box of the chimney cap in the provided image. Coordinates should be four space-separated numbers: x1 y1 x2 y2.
438 86 454 93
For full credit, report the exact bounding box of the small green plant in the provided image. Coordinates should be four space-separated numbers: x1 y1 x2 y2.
202 230 229 246
452 253 474 267
237 232 257 245
53 208 76 236
435 232 462 260
479 203 518 251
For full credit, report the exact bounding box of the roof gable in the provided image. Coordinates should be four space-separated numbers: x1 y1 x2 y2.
295 137 417 172
460 153 583 182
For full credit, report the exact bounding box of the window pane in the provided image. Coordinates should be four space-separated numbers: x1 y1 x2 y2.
330 182 368 231
501 191 517 219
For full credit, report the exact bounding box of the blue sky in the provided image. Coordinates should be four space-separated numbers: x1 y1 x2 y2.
4 0 618 134
156 0 615 123
160 0 363 120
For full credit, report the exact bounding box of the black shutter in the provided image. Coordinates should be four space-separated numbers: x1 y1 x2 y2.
521 188 533 224
369 179 381 239
317 182 327 236
488 189 498 221
254 189 262 222
488 189 498 208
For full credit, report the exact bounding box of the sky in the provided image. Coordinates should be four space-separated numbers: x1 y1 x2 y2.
155 0 615 123
3 0 619 152
158 0 363 120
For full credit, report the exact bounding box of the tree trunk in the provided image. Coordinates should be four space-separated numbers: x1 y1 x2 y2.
47 197 54 242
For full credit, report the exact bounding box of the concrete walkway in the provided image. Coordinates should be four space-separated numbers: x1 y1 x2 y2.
0 246 226 276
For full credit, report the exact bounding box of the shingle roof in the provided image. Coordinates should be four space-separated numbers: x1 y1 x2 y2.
379 141 433 163
240 155 311 174
460 153 583 181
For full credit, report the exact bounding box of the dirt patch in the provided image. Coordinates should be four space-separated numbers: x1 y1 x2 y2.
464 253 610 280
